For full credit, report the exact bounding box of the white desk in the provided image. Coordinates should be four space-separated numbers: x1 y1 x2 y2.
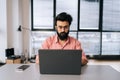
0 64 120 80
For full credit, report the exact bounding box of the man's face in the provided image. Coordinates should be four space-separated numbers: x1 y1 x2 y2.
55 20 70 40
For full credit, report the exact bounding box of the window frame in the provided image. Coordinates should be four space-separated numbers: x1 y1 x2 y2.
31 0 120 57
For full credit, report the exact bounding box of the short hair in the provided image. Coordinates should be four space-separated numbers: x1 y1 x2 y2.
55 12 73 26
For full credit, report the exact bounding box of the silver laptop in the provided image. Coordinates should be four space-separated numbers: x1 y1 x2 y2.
38 49 82 75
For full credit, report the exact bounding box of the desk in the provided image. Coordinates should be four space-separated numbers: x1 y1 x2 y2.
0 64 120 80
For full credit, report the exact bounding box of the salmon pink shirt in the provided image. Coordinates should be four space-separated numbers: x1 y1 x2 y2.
41 34 86 57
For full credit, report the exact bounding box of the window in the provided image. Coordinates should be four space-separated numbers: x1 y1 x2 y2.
79 0 99 30
103 0 120 31
31 0 120 57
32 0 54 30
78 32 100 55
102 32 120 55
56 0 78 30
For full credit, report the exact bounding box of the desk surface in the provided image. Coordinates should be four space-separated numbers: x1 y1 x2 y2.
0 64 120 80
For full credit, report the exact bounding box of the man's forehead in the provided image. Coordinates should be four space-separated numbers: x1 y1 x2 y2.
56 21 69 26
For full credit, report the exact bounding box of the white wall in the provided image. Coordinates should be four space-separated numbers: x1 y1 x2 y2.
7 0 22 55
0 0 7 63
0 0 30 63
21 0 30 59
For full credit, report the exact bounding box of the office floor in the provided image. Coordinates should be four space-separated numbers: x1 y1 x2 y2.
88 59 120 72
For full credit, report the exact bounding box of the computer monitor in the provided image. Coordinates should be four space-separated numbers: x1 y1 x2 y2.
5 48 14 57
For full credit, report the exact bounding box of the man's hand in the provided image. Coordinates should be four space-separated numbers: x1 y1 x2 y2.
81 56 88 66
35 55 39 64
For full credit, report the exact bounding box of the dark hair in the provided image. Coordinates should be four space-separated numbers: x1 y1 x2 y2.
55 12 73 26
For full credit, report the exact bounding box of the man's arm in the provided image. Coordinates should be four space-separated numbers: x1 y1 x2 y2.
35 54 39 64
35 37 51 64
81 52 88 65
75 40 88 65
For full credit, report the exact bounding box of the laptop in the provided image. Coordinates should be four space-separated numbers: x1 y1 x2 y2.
38 49 82 75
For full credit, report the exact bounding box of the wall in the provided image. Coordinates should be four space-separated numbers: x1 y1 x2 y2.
21 0 30 59
0 0 7 62
7 0 22 55
0 0 30 63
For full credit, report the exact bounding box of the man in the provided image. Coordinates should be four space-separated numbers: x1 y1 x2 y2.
36 12 88 65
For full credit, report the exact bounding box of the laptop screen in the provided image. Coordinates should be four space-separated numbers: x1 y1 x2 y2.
39 49 82 74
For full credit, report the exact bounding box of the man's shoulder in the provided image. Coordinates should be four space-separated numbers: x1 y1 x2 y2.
69 36 80 43
46 35 56 41
69 36 78 41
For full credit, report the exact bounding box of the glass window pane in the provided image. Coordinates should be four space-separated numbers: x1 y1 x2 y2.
80 0 99 30
102 32 120 55
56 0 78 30
69 32 77 39
103 0 120 31
33 0 53 29
31 31 55 55
78 32 100 55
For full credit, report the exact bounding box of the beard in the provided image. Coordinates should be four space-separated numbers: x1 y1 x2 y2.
57 31 69 40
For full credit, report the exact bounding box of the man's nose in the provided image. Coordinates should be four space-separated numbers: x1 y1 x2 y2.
61 27 65 32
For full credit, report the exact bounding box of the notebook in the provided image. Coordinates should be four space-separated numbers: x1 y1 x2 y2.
38 49 82 75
